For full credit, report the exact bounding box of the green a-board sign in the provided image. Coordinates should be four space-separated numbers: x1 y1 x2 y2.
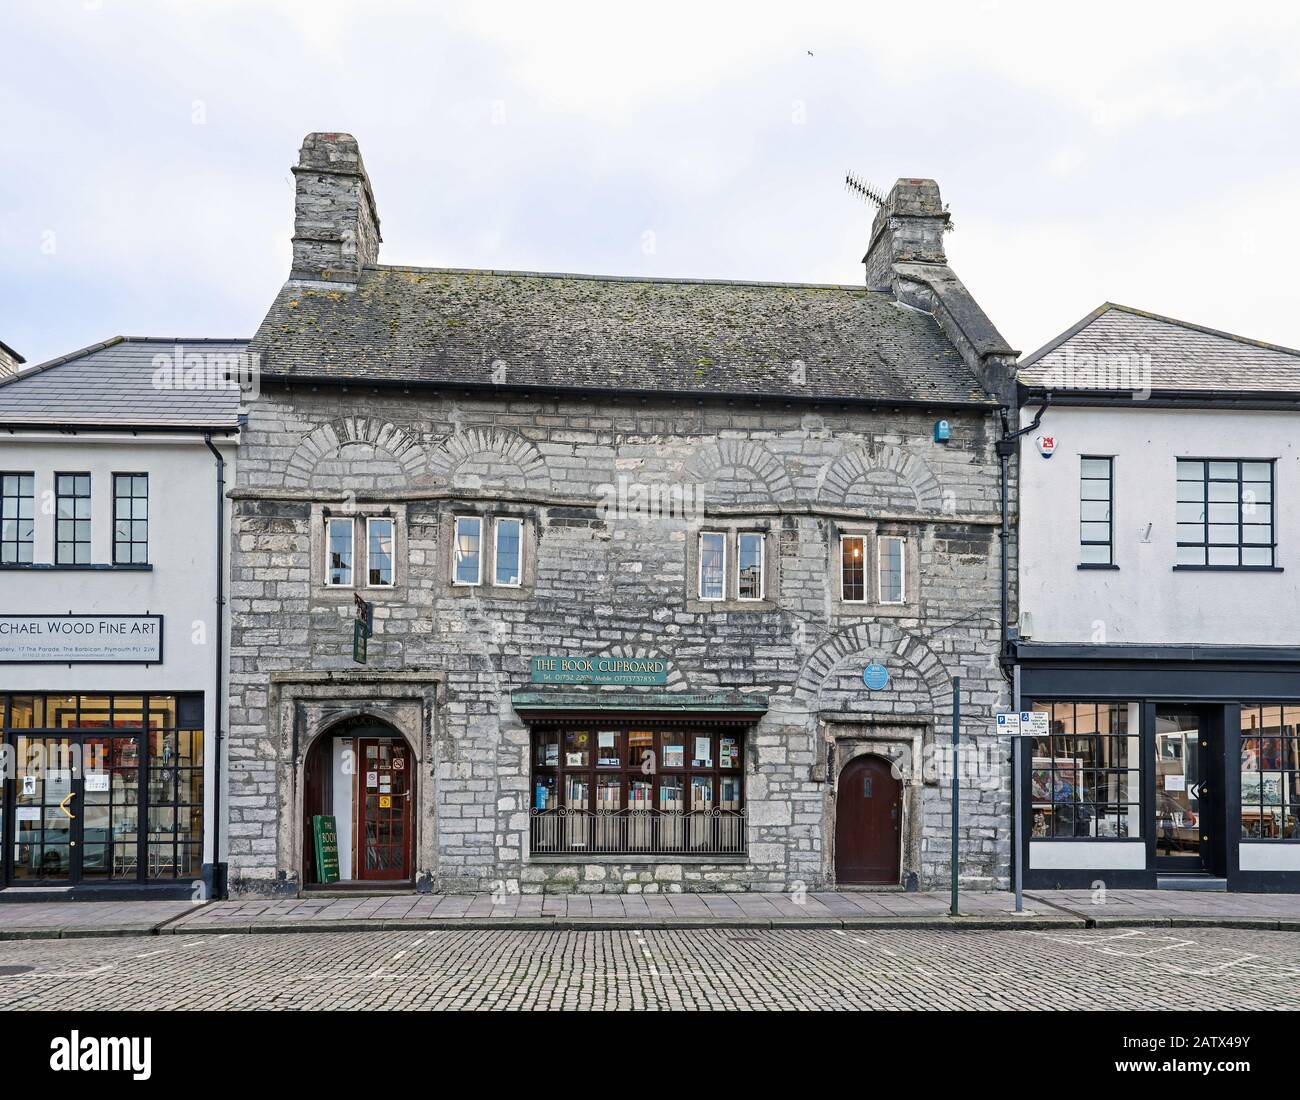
312 814 340 884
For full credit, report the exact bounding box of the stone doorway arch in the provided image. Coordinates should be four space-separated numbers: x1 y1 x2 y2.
301 714 416 886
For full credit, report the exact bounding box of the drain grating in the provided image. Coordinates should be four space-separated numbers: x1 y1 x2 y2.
0 965 34 977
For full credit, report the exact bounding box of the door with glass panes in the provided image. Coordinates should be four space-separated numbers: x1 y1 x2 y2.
1155 708 1210 871
356 738 412 880
11 734 140 884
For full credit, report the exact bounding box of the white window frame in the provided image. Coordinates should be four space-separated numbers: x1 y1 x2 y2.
365 516 395 588
737 532 765 601
325 516 354 587
452 515 483 586
493 516 523 588
840 534 867 603
698 531 727 601
877 535 906 604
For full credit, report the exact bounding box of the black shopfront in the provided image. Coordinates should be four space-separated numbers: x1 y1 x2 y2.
1 692 205 891
1015 644 1300 893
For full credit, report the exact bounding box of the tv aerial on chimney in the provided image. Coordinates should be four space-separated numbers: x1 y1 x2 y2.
844 170 886 208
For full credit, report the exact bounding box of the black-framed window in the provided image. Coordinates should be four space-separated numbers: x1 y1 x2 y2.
1029 701 1141 839
529 726 745 854
1240 704 1300 840
1176 459 1274 567
112 473 148 564
0 472 34 564
1080 456 1113 565
55 473 91 564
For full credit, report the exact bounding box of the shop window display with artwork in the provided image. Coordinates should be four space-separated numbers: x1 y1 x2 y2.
1241 704 1300 839
1029 701 1141 840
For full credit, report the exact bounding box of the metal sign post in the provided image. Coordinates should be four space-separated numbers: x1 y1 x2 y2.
1012 665 1024 913
950 675 960 917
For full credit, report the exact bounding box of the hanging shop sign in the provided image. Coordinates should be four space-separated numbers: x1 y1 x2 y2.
530 655 669 686
312 814 340 885
0 615 162 664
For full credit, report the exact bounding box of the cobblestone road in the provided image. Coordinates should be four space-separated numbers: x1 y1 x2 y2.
1 926 1298 1010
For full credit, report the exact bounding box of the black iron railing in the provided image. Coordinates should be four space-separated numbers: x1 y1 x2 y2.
529 807 746 856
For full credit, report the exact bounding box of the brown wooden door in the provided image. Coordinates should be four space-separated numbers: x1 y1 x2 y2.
835 755 901 884
356 738 412 881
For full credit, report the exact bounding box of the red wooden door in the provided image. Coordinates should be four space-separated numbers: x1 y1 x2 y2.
835 755 901 884
356 738 412 881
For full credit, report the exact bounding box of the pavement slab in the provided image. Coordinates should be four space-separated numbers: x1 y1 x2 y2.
0 888 1295 941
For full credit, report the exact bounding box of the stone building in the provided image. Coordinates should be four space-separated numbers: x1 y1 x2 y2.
225 132 1018 897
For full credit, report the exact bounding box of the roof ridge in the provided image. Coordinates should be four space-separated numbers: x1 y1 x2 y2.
364 263 872 293
1101 303 1300 359
120 336 250 345
0 335 127 389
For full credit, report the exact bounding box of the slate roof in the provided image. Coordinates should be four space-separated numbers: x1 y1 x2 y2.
248 265 996 406
0 337 246 429
1020 303 1300 395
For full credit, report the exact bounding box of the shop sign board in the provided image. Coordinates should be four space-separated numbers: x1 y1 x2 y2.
530 655 669 686
312 814 340 885
0 615 162 664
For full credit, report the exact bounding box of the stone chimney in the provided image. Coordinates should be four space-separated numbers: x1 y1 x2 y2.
862 178 949 291
863 178 1018 405
290 132 382 282
0 340 25 380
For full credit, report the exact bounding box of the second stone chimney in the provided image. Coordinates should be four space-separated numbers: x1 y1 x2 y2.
0 340 25 380
862 178 949 291
290 132 382 282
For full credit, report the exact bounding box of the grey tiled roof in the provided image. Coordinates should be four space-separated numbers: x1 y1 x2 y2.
0 338 246 428
248 265 995 406
1020 303 1300 394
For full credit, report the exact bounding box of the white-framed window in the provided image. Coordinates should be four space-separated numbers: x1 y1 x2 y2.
877 535 905 604
366 517 395 587
453 516 483 585
840 535 866 602
698 531 726 600
494 517 523 587
737 532 764 600
326 517 354 586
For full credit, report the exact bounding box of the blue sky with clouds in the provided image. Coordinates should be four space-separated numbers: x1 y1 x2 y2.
1 0 1298 367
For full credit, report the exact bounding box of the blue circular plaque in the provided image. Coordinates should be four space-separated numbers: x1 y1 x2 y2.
862 663 890 691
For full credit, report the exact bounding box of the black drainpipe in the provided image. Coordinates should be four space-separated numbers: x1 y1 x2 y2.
203 433 227 899
995 396 1050 674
